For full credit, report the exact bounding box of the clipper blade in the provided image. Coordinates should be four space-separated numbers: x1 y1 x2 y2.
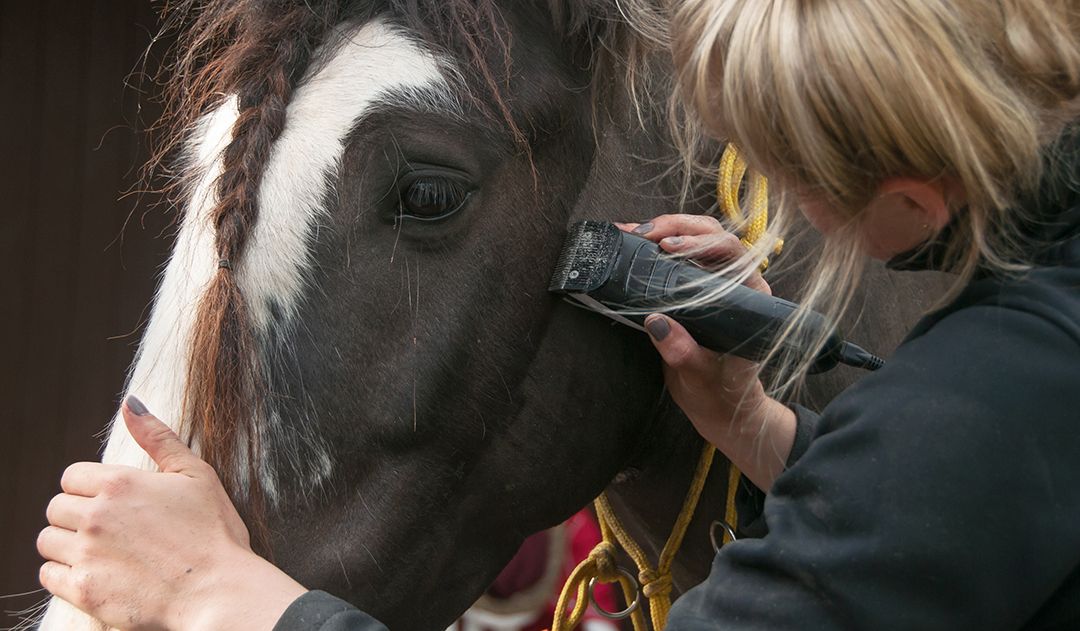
549 221 622 293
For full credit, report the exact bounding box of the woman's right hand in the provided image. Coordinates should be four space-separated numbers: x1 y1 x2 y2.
618 215 797 490
37 399 306 631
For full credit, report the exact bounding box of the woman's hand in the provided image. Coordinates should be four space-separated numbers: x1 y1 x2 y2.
618 215 796 490
37 397 307 631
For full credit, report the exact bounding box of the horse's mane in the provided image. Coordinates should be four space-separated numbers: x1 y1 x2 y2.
141 0 676 552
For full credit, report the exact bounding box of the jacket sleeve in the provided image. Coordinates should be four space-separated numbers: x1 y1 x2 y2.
669 302 1080 630
273 591 388 631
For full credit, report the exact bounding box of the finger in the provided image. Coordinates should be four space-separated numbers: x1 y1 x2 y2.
61 462 131 498
659 232 746 261
631 214 728 240
123 396 207 477
643 314 719 374
38 560 74 597
37 526 80 565
38 562 100 617
46 493 93 531
658 234 771 295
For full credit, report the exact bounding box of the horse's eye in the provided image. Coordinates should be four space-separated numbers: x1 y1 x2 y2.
398 174 471 222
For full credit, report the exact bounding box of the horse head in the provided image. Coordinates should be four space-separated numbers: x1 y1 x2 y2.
42 3 719 629
245 14 687 626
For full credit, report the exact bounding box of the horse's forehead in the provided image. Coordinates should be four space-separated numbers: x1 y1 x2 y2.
234 19 451 332
159 18 456 503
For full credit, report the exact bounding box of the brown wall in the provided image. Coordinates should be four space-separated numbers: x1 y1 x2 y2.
0 1 173 621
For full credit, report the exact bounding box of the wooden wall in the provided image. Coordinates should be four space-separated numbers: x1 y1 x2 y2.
0 1 173 621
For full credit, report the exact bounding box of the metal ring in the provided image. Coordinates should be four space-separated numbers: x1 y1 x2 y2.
709 519 738 554
587 567 641 620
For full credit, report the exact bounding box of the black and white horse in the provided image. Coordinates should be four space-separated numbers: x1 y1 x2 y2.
40 2 945 629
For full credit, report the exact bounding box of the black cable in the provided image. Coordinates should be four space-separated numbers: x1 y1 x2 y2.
838 342 886 371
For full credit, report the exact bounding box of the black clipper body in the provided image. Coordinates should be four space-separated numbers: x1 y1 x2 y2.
549 221 882 373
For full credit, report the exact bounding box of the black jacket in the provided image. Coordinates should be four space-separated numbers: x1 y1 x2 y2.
274 154 1080 631
668 211 1080 629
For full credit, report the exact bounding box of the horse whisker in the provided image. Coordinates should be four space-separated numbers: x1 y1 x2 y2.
335 550 353 590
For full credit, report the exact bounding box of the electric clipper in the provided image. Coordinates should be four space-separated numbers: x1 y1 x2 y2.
548 220 883 373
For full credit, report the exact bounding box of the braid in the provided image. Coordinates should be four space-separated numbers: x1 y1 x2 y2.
155 0 340 555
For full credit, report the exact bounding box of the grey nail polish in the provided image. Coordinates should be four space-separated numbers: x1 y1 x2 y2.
632 222 654 235
666 236 684 246
645 316 670 341
126 395 151 416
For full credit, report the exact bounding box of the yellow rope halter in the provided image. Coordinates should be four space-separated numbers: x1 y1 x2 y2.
549 144 771 631
550 446 723 631
717 143 781 270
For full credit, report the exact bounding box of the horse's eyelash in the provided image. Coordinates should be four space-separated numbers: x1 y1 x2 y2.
406 177 463 208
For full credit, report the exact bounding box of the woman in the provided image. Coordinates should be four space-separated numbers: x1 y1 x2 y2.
37 0 1080 629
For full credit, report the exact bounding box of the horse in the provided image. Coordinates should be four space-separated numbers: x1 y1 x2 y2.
38 1 947 629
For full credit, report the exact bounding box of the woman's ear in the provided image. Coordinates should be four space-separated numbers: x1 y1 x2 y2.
857 177 956 260
875 177 953 232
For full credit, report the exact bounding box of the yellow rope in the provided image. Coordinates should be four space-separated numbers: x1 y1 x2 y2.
551 143 774 631
549 539 648 631
723 464 741 547
550 445 743 631
718 144 781 271
711 143 765 544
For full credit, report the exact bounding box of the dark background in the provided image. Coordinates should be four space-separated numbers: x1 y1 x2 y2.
0 1 173 622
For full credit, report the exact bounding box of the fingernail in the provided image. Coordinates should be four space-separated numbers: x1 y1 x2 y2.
663 236 683 246
632 223 654 235
126 395 151 417
645 315 670 341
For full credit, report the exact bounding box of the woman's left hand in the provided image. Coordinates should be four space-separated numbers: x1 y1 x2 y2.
37 398 306 631
617 215 796 490
617 214 771 294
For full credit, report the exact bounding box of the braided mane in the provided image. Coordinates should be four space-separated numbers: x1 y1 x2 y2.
145 0 671 553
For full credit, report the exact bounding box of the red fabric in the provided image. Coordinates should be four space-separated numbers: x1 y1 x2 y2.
488 531 551 599
454 509 623 631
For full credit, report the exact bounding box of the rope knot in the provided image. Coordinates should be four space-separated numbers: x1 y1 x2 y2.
639 570 673 599
588 541 620 582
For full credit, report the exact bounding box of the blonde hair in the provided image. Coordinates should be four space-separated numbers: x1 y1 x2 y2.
668 0 1080 392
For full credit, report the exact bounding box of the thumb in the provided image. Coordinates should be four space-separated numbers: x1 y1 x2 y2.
643 314 717 373
123 395 206 477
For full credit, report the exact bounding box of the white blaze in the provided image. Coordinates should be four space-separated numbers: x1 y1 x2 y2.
244 21 452 331
39 20 450 631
